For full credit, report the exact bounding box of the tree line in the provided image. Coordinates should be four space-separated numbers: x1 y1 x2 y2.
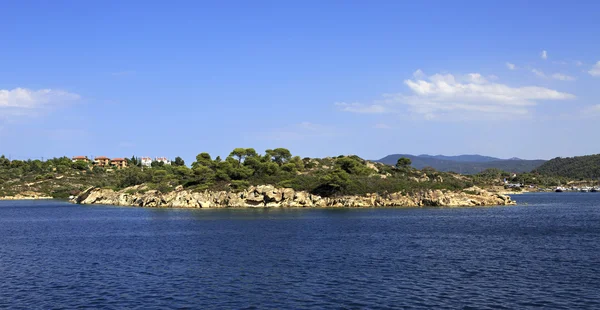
0 150 473 198
533 154 600 180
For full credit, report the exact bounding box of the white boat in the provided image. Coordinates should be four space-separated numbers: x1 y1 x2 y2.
555 187 564 192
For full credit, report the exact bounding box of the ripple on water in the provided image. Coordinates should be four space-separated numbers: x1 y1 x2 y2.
1 194 600 308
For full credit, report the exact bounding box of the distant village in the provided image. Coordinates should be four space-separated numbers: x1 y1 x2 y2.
71 156 171 169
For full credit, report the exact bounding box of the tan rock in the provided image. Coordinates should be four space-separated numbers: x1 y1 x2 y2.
72 184 515 209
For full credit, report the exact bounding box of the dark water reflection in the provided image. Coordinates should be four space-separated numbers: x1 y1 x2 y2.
1 194 600 309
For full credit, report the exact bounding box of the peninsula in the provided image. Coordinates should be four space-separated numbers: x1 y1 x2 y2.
4 149 599 208
0 148 523 208
10 148 595 208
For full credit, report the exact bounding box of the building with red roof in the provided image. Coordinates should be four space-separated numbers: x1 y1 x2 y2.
110 158 128 169
94 156 110 167
72 156 89 163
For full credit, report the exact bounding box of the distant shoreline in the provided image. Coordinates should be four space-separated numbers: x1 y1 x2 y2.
0 195 53 201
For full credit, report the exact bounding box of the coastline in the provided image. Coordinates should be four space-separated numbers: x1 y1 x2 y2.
0 193 54 200
72 185 515 208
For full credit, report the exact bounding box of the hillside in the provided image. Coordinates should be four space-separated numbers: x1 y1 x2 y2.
418 154 501 163
534 154 600 179
0 150 480 199
376 154 546 174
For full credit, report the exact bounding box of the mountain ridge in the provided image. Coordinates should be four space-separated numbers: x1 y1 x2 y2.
416 154 502 163
375 154 546 174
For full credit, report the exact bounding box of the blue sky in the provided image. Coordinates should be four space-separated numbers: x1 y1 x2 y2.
1 0 600 163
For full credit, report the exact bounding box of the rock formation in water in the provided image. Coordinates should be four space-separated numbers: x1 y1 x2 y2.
73 185 515 208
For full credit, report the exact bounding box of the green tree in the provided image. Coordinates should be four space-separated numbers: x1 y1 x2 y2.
193 153 213 168
225 157 254 180
151 160 164 168
129 156 140 167
214 161 232 182
290 156 305 171
396 157 412 168
11 160 24 168
72 160 89 170
266 148 292 166
0 155 10 167
281 163 298 173
29 160 44 173
117 167 151 188
152 169 169 183
229 148 258 166
192 165 216 184
174 166 192 178
336 157 372 175
173 156 185 167
254 161 279 177
313 168 351 196
242 156 262 171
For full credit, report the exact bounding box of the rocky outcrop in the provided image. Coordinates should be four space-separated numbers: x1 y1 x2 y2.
73 185 515 208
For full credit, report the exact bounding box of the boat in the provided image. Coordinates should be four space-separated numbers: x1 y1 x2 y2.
580 188 590 193
592 188 599 193
555 187 564 192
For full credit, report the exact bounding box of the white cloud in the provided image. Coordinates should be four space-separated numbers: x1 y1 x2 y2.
531 69 575 81
551 73 575 81
334 102 386 114
337 70 575 120
589 61 600 77
506 62 517 70
403 72 573 103
0 88 80 111
531 69 547 78
412 69 426 79
541 50 548 60
466 73 487 84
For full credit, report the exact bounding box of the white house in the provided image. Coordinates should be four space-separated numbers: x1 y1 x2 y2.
141 157 152 167
155 157 171 165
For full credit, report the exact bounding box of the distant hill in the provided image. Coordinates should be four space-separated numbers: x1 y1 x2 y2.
534 154 600 179
375 154 546 174
417 154 501 163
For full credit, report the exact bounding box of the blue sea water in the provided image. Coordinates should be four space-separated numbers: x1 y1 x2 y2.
1 193 600 309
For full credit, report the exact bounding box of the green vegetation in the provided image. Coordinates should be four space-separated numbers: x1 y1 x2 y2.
533 154 600 180
0 149 477 198
0 156 115 198
6 150 597 199
396 157 412 169
471 168 570 187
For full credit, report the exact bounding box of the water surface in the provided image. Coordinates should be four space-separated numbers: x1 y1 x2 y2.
1 193 600 309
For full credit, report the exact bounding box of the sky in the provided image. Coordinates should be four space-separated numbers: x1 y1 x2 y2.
1 0 600 163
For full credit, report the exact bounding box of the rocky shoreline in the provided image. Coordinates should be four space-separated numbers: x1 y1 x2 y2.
72 185 515 208
0 192 53 200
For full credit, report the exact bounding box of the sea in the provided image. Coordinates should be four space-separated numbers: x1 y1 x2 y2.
1 193 599 309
